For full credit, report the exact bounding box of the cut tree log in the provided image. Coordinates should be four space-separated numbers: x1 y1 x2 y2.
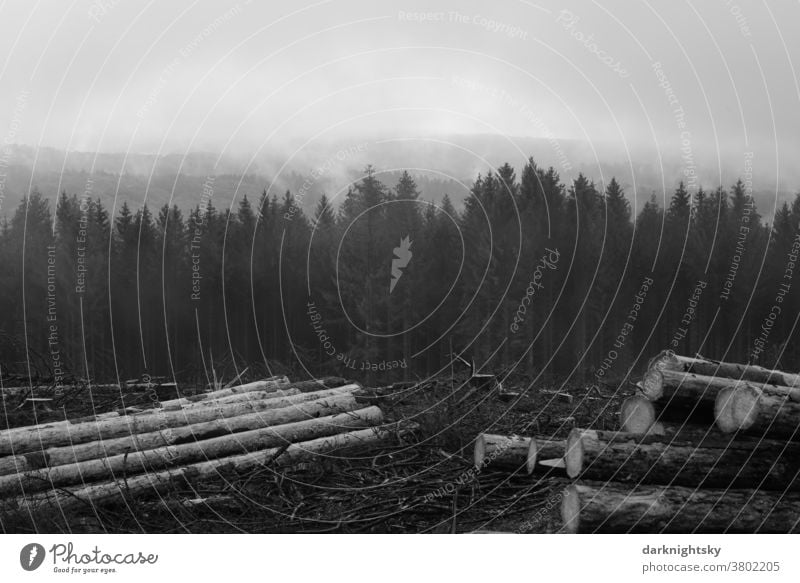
177 383 357 413
473 434 566 473
172 387 301 410
715 384 800 439
619 395 656 433
0 406 384 497
565 428 800 490
0 390 362 474
108 377 350 415
0 384 361 456
641 367 800 403
650 350 800 389
620 389 720 433
474 434 535 473
151 375 292 410
287 377 349 392
1 423 414 517
561 480 800 533
0 376 292 442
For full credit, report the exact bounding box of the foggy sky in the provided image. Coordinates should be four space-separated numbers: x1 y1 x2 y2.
1 0 799 203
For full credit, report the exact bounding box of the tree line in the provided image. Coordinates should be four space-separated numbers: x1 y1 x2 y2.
1 159 799 387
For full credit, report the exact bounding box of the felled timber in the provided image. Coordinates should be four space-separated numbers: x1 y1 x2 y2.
0 407 383 496
715 384 800 439
474 434 535 473
0 423 414 517
0 384 359 455
0 389 362 474
650 350 800 389
565 428 800 490
561 480 800 533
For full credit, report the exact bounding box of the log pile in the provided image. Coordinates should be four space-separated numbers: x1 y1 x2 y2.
473 351 800 533
0 376 409 522
560 351 800 533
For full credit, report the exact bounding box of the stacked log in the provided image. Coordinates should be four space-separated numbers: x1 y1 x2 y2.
1 424 412 516
557 351 800 533
714 384 800 438
0 376 406 516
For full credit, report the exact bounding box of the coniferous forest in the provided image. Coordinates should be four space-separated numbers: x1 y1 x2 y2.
1 159 798 388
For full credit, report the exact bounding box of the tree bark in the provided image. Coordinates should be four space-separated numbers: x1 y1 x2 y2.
565 428 800 490
651 350 800 389
0 386 360 456
0 391 362 473
474 434 535 474
1 424 414 516
715 385 800 439
561 480 800 533
0 407 383 497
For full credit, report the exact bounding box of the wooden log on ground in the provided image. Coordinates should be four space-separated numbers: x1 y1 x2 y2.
0 377 291 441
117 378 349 415
561 480 800 533
617 418 762 443
620 389 718 433
178 384 357 412
473 434 566 473
152 375 291 410
0 390 362 474
620 395 656 433
288 377 349 392
650 350 800 389
715 384 800 438
641 367 800 403
1 423 413 516
565 428 800 490
0 406 384 496
474 434 535 473
0 384 359 456
174 387 301 410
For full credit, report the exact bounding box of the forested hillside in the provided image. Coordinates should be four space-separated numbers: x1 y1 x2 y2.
1 159 797 387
